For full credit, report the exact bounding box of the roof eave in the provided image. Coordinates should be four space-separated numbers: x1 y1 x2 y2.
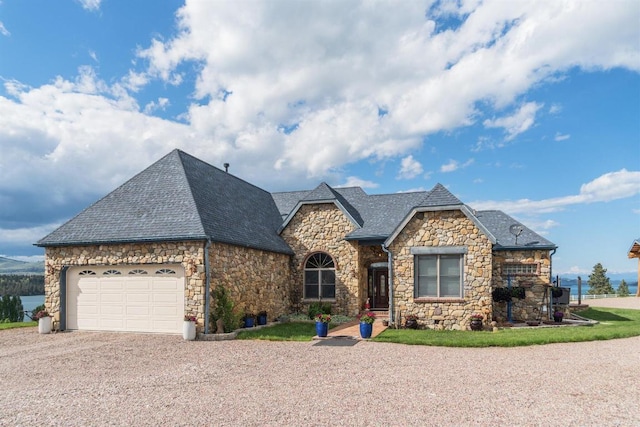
34 235 209 248
493 244 558 251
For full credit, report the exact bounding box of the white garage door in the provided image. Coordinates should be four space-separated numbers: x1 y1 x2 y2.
67 265 185 333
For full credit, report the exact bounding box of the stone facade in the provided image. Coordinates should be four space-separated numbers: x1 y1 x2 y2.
491 250 552 321
44 241 207 328
209 242 291 322
280 203 361 316
389 210 493 330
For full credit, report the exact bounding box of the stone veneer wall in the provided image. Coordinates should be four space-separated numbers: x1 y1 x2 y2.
280 203 360 316
491 250 552 321
389 210 493 330
208 242 291 322
43 241 207 329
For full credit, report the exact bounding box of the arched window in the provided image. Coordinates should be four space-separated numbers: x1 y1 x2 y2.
304 253 336 299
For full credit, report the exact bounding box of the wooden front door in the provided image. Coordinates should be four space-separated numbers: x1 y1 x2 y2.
372 269 389 309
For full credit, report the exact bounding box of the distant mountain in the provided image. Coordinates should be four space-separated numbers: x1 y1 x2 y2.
0 257 44 275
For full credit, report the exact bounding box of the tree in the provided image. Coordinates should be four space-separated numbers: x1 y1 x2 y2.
617 279 630 297
587 263 614 295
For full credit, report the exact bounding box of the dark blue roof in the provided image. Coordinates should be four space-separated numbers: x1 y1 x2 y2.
37 150 293 254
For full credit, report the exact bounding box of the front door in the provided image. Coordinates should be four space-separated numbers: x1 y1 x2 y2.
372 268 389 309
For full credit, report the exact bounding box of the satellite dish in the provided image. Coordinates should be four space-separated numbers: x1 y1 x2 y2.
509 224 523 245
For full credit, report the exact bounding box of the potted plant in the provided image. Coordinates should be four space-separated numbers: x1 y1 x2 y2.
35 310 52 334
404 314 418 330
183 315 197 340
315 313 331 337
469 313 484 331
257 310 268 326
243 313 255 328
553 310 564 323
357 311 376 338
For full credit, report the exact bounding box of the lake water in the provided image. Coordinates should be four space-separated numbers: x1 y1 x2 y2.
20 294 45 321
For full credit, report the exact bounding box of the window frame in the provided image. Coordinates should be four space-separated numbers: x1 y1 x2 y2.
412 247 466 299
303 252 336 300
503 263 539 276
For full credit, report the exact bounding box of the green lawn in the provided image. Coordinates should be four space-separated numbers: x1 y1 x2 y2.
236 321 338 341
373 307 640 347
0 321 37 330
235 308 640 347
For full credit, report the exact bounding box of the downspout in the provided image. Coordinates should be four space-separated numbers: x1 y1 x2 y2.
204 239 212 334
548 248 557 320
381 244 394 324
59 266 69 331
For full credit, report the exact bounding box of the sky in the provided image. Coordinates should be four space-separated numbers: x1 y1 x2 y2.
0 0 639 277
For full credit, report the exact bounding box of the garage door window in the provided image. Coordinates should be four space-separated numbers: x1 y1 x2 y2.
156 269 176 275
103 269 122 275
128 269 148 275
79 270 96 276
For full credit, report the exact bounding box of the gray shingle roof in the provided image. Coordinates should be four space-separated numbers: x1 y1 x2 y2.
472 210 556 250
37 150 293 254
38 150 555 253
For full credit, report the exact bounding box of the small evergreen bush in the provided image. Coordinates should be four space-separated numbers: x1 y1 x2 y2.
307 301 332 319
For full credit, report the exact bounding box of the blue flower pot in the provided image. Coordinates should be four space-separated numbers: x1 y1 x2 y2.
360 322 373 339
315 321 328 337
244 317 255 328
257 314 267 325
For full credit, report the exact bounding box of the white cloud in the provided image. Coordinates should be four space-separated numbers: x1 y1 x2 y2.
77 0 101 12
470 169 640 214
483 102 542 140
0 21 9 36
549 104 562 114
397 155 423 179
336 177 379 189
440 158 474 173
89 50 98 63
1 0 639 249
554 132 570 141
144 97 170 114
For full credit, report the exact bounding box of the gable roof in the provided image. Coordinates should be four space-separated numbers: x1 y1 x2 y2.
37 150 293 254
628 237 640 258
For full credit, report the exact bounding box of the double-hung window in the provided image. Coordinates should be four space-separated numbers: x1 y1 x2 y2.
413 247 465 298
304 252 336 299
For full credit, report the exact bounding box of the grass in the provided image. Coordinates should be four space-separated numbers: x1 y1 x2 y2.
234 308 640 346
0 321 37 330
236 321 339 341
373 307 640 347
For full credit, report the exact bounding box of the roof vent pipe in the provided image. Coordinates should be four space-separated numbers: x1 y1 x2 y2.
223 163 230 173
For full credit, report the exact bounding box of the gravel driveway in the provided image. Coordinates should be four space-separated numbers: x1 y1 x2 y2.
2 301 640 427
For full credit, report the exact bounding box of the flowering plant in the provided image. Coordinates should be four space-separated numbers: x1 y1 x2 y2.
315 313 331 323
357 311 376 324
405 314 418 321
470 313 484 320
34 310 50 320
184 315 197 322
553 311 564 318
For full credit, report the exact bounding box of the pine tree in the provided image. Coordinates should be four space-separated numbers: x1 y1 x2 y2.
587 263 614 295
617 279 630 297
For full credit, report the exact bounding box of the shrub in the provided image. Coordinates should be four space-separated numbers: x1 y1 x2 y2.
307 302 332 319
0 295 23 323
511 287 526 299
210 286 243 333
492 287 512 303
